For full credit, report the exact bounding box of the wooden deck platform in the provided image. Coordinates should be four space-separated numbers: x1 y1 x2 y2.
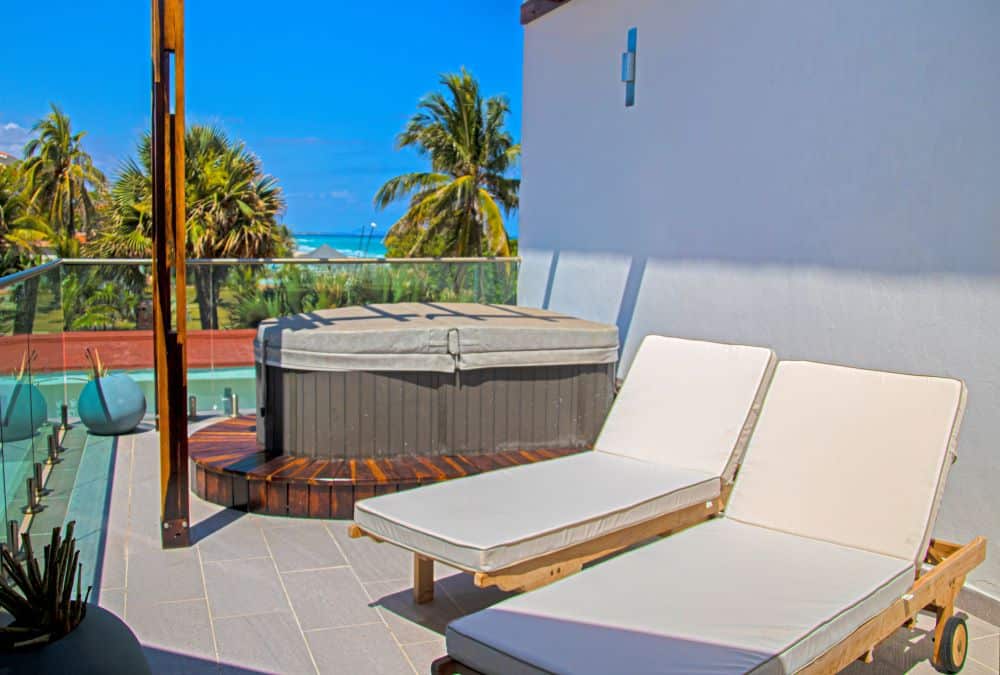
190 415 583 518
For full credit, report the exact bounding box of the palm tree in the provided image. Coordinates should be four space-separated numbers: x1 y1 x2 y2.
375 70 519 257
22 104 105 242
0 161 54 334
91 126 290 329
0 161 52 274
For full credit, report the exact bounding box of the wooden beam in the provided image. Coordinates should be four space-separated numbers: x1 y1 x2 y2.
152 0 190 548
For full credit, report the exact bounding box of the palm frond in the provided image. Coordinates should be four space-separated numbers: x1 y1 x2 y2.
374 70 518 258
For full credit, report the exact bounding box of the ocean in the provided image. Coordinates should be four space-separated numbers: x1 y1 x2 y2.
291 232 388 259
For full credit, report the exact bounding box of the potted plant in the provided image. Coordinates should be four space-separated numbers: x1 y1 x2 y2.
0 351 48 442
77 348 146 435
0 522 149 673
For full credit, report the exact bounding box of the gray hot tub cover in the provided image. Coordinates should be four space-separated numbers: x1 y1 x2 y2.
254 303 619 373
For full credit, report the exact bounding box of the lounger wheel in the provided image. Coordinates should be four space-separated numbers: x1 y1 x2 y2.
935 615 968 673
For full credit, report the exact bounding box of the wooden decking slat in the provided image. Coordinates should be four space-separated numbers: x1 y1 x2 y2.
190 416 587 518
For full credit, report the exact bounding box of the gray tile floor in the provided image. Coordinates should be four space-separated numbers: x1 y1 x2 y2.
87 424 998 674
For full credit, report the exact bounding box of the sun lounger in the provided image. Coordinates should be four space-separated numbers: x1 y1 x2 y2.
349 335 776 603
434 361 985 674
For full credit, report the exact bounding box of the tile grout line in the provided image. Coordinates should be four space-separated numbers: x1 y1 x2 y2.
436 569 471 615
122 434 135 621
967 656 999 673
201 554 273 565
397 636 447 647
323 522 422 675
195 545 222 668
280 563 353 574
299 620 385 634
261 523 322 675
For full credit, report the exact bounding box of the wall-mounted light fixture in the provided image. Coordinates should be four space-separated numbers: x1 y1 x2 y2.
622 27 637 107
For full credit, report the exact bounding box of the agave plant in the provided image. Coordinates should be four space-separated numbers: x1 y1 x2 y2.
0 522 91 650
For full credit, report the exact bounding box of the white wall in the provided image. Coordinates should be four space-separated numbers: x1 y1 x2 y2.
520 0 1000 597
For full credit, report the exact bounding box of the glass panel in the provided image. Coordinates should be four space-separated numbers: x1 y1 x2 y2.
59 262 153 420
31 264 66 455
0 257 518 555
0 259 519 432
0 271 50 546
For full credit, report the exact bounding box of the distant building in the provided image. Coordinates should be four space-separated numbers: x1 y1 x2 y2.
0 150 16 166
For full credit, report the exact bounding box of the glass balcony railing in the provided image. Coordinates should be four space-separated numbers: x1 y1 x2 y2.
0 256 519 549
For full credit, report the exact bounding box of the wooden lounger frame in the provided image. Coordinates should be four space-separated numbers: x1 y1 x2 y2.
428 535 987 675
348 487 726 604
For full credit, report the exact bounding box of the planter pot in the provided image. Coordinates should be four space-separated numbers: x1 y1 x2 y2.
0 381 48 442
1 605 150 674
78 374 146 436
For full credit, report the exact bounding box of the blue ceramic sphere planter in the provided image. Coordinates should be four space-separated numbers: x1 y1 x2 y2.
0 381 48 442
78 374 147 436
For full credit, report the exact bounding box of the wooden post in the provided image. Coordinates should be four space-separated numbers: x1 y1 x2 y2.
152 0 190 548
414 554 434 604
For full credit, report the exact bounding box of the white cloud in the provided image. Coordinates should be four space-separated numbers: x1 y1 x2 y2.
286 189 355 203
0 120 32 157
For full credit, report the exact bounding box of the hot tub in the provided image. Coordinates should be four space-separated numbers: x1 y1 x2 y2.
254 303 618 458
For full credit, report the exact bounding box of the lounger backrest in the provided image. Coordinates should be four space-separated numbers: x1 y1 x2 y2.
727 361 966 564
595 335 776 481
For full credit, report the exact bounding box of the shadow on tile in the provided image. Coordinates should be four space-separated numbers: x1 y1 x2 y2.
192 507 248 543
841 612 976 674
143 647 221 674
366 583 465 645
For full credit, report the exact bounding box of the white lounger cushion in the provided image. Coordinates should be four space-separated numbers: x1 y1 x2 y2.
727 361 966 564
354 452 718 572
446 519 915 675
595 336 775 482
353 334 775 572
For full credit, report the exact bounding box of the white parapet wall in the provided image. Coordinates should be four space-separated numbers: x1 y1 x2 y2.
519 0 1000 601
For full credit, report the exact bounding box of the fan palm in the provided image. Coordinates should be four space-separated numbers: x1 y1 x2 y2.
90 126 289 328
375 70 519 257
22 104 105 240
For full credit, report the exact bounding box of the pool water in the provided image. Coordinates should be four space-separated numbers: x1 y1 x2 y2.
24 366 257 419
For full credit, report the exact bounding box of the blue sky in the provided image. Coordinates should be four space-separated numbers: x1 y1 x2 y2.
0 1 524 236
